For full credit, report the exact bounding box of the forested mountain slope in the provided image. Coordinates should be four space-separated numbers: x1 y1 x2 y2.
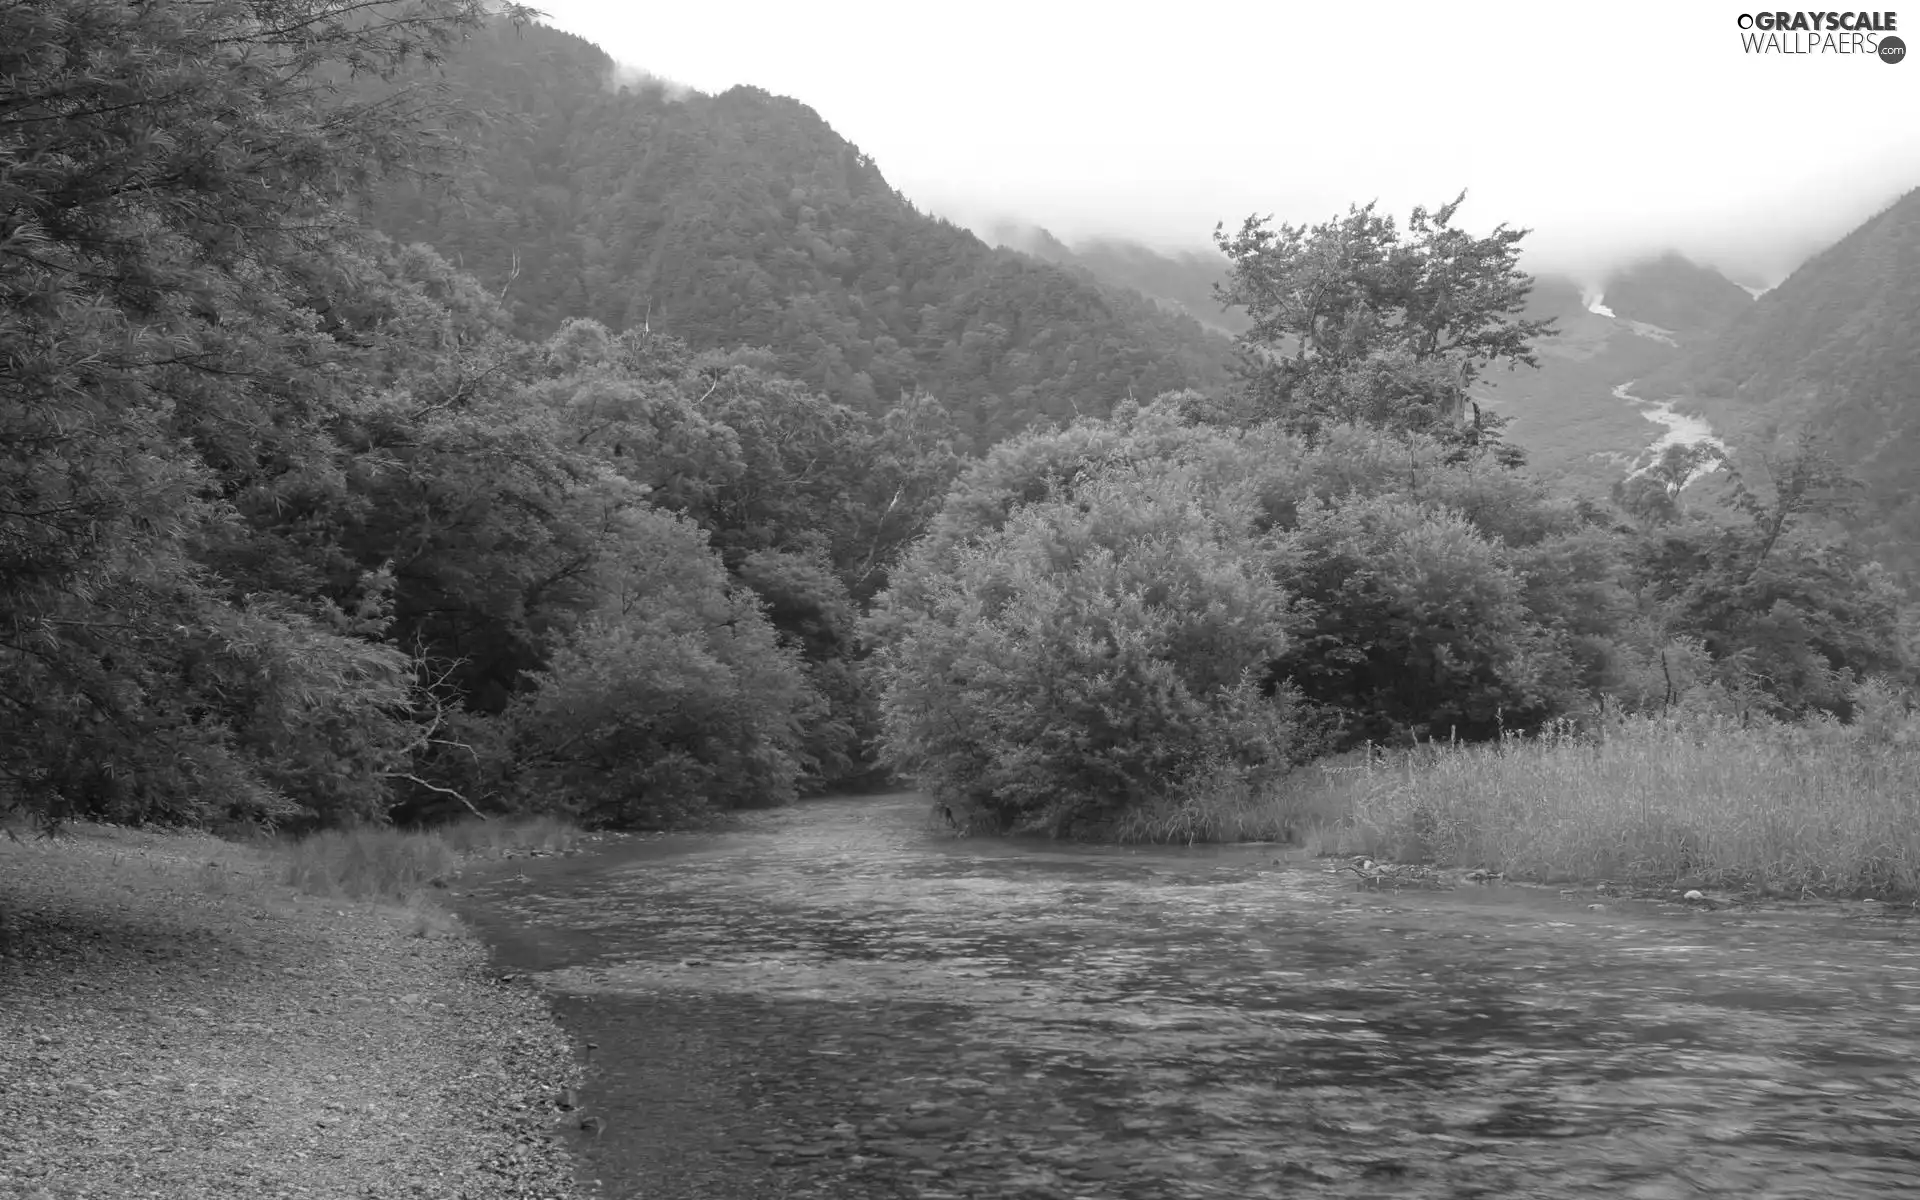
365 22 1234 444
1470 260 1740 496
1638 188 1920 575
1601 253 1754 335
988 223 1252 336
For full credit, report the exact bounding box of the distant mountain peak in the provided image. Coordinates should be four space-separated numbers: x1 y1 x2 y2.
1599 252 1752 334
981 224 1248 336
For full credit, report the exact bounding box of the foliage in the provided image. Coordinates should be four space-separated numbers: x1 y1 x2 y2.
1214 193 1550 457
872 454 1303 834
523 323 962 789
503 508 815 828
362 22 1235 438
11 0 1912 843
735 548 870 788
0 1 875 830
0 0 522 826
1626 435 1910 719
1268 495 1563 743
882 408 1645 758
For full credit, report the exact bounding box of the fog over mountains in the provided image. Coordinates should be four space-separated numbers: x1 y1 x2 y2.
358 16 1920 578
949 177 1912 300
518 0 1920 301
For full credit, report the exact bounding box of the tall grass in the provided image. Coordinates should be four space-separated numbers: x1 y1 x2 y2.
1107 759 1351 845
279 816 583 903
1306 705 1920 898
1112 683 1920 899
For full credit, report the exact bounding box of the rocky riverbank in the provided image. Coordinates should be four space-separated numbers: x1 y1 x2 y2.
0 823 591 1200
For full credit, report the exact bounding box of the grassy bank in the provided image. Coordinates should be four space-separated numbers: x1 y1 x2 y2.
1114 700 1920 900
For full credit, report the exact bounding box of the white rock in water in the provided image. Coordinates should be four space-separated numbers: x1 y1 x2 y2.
1683 890 1705 901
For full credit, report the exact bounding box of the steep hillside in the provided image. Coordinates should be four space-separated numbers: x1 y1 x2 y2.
1519 273 1590 324
989 222 1250 336
1472 292 1692 495
1466 251 1786 500
364 22 1233 443
1055 236 1245 336
1601 253 1753 335
1632 189 1920 574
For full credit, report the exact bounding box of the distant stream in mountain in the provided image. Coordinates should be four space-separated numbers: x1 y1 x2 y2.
1586 287 1730 484
1614 380 1731 482
459 794 1920 1200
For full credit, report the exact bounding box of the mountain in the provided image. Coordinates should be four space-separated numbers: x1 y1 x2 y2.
1600 253 1754 335
1470 259 1749 496
1471 293 1677 490
1518 273 1590 324
363 22 1234 445
988 223 1251 337
972 222 1756 502
1637 188 1920 575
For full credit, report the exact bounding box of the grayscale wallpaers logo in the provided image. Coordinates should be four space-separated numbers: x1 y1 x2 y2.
1735 10 1903 58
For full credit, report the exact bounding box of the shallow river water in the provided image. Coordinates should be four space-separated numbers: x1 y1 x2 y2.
459 794 1920 1199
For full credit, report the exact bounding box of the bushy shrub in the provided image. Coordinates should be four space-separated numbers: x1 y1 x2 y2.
871 459 1300 833
1267 493 1565 742
505 507 814 827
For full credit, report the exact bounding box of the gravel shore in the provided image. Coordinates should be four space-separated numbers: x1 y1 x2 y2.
0 823 591 1200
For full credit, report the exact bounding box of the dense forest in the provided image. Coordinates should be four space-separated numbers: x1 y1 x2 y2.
987 223 1253 337
3 3 1914 836
360 23 1235 447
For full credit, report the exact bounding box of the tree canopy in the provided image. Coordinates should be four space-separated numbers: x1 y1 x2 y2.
1214 193 1551 458
4 6 1911 837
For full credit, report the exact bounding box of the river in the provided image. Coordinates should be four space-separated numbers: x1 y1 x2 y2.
1615 380 1732 484
460 794 1920 1199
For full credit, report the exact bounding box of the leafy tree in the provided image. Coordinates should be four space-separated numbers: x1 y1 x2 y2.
1625 438 1910 719
1214 193 1551 452
1266 495 1562 743
0 0 522 825
331 386 625 713
735 547 870 788
884 406 1656 769
872 460 1298 834
843 389 966 600
1613 442 1729 526
504 507 815 827
525 327 963 790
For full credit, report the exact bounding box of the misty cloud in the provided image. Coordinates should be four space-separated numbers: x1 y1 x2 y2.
534 0 1920 290
603 61 694 102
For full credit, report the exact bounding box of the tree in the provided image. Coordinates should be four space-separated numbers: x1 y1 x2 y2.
1266 494 1561 743
1624 436 1910 719
0 0 525 825
504 507 815 827
871 456 1300 834
1214 193 1552 447
1613 442 1729 526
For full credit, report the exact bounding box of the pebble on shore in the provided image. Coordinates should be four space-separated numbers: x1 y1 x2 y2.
0 825 591 1200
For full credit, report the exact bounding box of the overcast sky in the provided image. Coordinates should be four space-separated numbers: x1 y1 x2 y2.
527 0 1920 285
